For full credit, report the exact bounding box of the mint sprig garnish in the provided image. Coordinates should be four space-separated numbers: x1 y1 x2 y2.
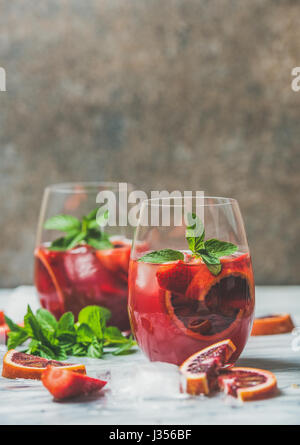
5 305 136 360
185 213 237 275
44 208 113 251
138 213 237 276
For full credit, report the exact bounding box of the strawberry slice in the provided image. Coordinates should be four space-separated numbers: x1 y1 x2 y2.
41 366 107 400
156 260 198 294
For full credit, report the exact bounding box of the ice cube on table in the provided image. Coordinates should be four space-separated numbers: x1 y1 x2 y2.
108 361 183 401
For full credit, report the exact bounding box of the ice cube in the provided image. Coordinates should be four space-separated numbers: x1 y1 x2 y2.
109 361 183 401
64 247 98 281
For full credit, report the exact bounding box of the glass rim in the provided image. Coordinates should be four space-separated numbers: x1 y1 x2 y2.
140 196 238 208
45 181 133 194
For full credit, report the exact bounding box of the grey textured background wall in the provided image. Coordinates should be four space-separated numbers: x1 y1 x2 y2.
0 0 299 287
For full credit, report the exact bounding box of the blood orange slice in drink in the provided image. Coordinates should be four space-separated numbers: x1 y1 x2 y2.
2 350 86 380
251 314 294 336
180 339 236 395
95 239 131 279
218 367 277 401
35 246 66 315
41 366 107 400
164 254 254 342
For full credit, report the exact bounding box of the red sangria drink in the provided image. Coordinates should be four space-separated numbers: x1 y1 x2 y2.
35 239 131 330
128 197 255 366
129 252 254 365
34 182 134 331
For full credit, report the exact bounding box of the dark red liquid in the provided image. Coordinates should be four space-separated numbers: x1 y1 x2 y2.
34 240 131 331
128 253 255 365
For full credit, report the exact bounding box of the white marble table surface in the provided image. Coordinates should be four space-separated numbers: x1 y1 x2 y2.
0 286 299 425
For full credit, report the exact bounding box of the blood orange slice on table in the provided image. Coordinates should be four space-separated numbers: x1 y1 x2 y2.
180 339 236 395
2 350 86 380
218 367 277 401
163 253 255 342
251 314 295 336
41 366 107 400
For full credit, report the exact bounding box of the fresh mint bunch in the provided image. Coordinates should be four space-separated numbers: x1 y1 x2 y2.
5 305 136 360
138 213 237 276
44 208 113 251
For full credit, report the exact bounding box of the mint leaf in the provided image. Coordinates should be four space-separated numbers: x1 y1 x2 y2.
56 312 75 338
7 330 29 349
72 344 88 357
138 249 184 264
47 231 80 251
112 337 136 356
48 231 87 251
86 208 99 221
103 326 129 345
5 315 29 348
185 212 205 254
44 215 81 232
86 209 101 229
58 340 75 354
78 306 111 340
76 323 95 344
87 338 103 358
86 236 113 250
24 306 57 349
86 220 99 230
99 307 112 325
36 309 57 333
24 306 45 340
66 231 86 249
204 239 238 257
205 263 222 276
200 252 222 276
4 315 25 333
186 212 205 239
96 209 109 227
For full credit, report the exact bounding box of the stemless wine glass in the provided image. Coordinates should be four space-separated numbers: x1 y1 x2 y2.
128 196 255 365
34 182 134 331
